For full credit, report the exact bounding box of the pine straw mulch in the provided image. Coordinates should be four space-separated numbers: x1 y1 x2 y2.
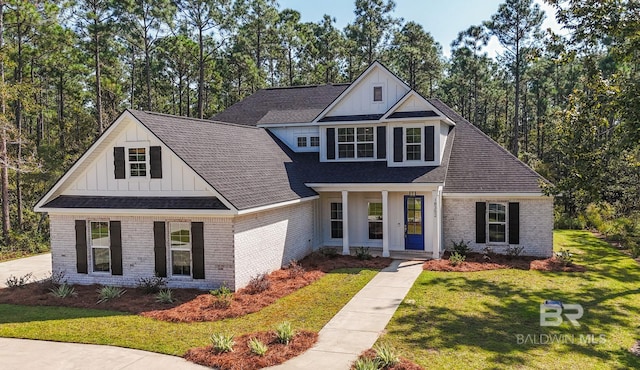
0 254 392 323
423 252 586 272
184 330 318 370
353 349 424 370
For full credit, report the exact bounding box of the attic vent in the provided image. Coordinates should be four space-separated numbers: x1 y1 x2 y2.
373 86 383 102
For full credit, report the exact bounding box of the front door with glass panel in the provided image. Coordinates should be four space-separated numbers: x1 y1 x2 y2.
404 195 424 250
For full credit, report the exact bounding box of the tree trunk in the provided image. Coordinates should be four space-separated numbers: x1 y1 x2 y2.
512 43 520 156
0 0 8 243
197 26 204 119
93 17 104 133
58 75 64 150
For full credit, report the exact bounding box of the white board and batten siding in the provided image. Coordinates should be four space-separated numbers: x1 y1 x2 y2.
63 116 214 197
268 126 321 153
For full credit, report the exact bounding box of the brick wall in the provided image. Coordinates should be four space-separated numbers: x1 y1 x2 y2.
49 214 234 290
233 200 315 289
442 196 554 257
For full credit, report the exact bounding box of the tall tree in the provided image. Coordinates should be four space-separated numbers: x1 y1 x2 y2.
346 0 398 70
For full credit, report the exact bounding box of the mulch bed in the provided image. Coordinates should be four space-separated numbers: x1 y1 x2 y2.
354 349 424 370
423 252 586 272
184 330 318 370
0 254 392 323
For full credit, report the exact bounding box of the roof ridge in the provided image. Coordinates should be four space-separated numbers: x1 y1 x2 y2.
128 109 260 130
263 83 350 90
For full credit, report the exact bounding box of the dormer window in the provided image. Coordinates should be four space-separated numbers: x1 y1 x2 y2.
405 128 422 161
373 86 383 102
128 148 147 177
337 127 374 159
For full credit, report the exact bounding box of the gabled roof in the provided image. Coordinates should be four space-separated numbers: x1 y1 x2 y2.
128 110 316 210
212 84 348 126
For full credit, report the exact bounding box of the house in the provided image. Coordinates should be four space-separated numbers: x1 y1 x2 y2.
35 62 553 290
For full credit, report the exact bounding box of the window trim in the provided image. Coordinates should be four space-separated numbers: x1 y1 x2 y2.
335 126 376 160
367 200 383 240
310 136 320 147
89 220 111 274
125 142 150 179
329 201 343 239
169 222 193 278
297 136 308 148
404 126 423 161
487 202 508 244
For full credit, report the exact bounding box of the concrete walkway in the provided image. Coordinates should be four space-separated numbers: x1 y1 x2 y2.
0 338 208 370
269 259 424 369
0 253 51 286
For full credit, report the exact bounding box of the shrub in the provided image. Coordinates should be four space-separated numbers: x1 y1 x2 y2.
5 273 33 288
49 283 77 298
320 247 339 258
287 259 305 278
248 337 268 356
584 202 615 231
275 321 295 345
481 246 494 261
448 252 466 266
355 247 372 260
155 289 174 304
210 333 235 353
554 211 586 230
38 270 67 290
374 344 399 367
505 245 525 259
555 249 573 267
210 283 233 308
353 357 381 370
96 286 126 303
136 275 167 294
451 240 471 256
245 273 271 294
628 240 640 259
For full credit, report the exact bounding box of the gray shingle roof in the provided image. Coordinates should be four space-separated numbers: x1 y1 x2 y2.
128 110 316 210
428 99 547 193
212 84 349 126
43 196 228 210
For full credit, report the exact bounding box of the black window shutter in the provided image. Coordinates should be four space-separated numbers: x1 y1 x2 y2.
110 221 123 275
153 221 167 277
326 128 335 160
509 202 520 244
191 222 205 279
114 147 125 179
150 146 162 179
75 220 88 274
393 127 403 162
424 126 435 161
475 202 486 244
376 126 386 159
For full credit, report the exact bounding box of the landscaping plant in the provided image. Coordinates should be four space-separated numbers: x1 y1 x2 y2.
210 283 233 308
374 344 399 367
245 273 271 294
136 275 167 294
5 273 33 288
275 321 295 345
355 247 372 260
353 357 381 370
448 252 466 266
49 283 77 298
210 333 235 353
247 337 268 356
555 249 573 266
155 289 174 304
505 245 525 259
287 259 305 278
96 286 126 303
451 240 471 256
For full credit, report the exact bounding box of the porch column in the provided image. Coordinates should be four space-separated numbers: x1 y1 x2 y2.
382 190 390 257
342 190 349 255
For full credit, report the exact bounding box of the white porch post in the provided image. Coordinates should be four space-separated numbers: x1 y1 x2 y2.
342 190 349 255
382 190 390 257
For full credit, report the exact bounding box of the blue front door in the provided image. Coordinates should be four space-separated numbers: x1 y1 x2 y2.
404 195 424 250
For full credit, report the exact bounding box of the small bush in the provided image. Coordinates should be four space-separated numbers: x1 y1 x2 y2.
210 333 235 353
554 211 586 230
448 252 466 266
555 249 573 267
155 289 174 304
97 286 126 303
248 337 268 356
584 202 614 230
49 283 77 298
210 283 233 308
353 357 381 370
136 275 167 294
374 344 399 367
275 321 295 345
505 245 525 259
451 240 471 256
355 247 372 260
38 270 67 290
287 259 305 278
245 273 271 294
628 240 640 259
320 247 339 258
5 273 33 288
481 246 494 261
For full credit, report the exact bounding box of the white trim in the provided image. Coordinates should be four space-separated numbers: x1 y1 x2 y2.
306 183 442 192
125 142 150 179
381 190 389 257
341 190 349 255
486 202 508 245
442 192 548 199
236 196 319 215
381 90 455 126
89 220 111 274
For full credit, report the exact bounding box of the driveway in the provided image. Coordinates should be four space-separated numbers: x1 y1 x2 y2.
0 253 52 287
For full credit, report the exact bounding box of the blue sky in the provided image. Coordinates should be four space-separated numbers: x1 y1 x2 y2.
277 0 564 58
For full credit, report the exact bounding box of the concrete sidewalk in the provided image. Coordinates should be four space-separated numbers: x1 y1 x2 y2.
269 259 424 369
0 253 51 286
0 338 208 370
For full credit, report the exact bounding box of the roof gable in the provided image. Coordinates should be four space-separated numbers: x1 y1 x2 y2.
382 91 454 124
314 61 411 122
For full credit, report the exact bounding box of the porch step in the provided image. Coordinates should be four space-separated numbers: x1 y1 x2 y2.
337 246 434 261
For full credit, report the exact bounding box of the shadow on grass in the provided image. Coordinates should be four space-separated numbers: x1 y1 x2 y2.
0 303 129 324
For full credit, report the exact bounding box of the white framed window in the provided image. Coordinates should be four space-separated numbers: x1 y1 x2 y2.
297 137 308 147
170 222 192 276
337 127 374 159
310 136 320 147
405 127 422 161
330 202 343 239
373 86 383 102
367 202 383 240
128 147 147 177
90 221 110 273
488 203 507 243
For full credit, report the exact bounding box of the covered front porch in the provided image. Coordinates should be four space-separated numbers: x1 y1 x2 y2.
308 184 444 259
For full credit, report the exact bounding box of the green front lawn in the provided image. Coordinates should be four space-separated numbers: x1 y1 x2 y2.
0 268 377 355
379 230 640 369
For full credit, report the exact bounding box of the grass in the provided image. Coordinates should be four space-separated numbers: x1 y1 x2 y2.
378 230 640 369
0 268 377 355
